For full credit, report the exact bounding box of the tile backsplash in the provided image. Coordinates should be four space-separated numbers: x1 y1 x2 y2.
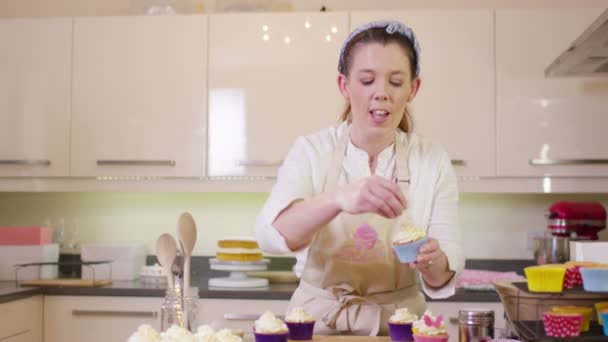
1 192 607 260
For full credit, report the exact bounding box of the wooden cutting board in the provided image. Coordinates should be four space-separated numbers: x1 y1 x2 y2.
245 271 299 283
20 278 112 287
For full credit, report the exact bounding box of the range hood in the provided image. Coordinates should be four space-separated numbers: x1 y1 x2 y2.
545 8 608 77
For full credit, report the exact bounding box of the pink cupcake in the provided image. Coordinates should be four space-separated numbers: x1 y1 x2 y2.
542 312 583 338
253 311 288 342
387 308 417 341
412 311 449 342
352 224 378 250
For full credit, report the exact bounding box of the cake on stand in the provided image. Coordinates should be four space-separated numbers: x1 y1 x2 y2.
208 258 270 288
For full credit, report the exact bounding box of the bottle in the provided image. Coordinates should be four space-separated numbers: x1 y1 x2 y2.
183 287 199 331
458 308 495 342
160 288 182 331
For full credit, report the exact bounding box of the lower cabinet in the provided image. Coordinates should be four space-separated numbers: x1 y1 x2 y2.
198 298 289 338
427 301 506 339
0 296 42 342
43 296 162 342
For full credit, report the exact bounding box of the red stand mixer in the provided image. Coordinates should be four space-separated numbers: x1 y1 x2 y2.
547 201 606 240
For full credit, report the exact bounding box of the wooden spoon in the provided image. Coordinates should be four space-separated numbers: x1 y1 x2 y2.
177 212 197 292
156 233 177 290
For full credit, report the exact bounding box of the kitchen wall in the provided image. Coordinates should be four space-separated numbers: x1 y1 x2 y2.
1 192 607 260
1 0 607 18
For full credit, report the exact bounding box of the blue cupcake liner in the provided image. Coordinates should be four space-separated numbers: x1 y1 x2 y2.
580 268 608 292
601 312 608 336
392 236 428 263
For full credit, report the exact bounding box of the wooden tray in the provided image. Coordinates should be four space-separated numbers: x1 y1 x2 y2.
245 271 299 283
20 278 112 287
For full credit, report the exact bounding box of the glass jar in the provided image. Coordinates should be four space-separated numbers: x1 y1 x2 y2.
160 288 182 332
183 287 199 331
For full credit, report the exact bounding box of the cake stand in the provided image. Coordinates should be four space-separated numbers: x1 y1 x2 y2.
208 258 270 288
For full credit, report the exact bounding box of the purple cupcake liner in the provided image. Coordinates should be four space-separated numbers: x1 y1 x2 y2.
285 321 315 340
253 331 288 342
580 268 608 292
388 322 414 341
393 237 429 263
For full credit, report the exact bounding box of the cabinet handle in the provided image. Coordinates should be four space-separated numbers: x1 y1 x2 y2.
529 158 608 166
96 160 176 167
235 160 283 167
72 309 158 318
451 159 466 166
0 330 29 341
224 313 284 321
0 159 51 166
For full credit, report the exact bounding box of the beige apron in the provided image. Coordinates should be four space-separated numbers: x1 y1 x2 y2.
288 126 426 336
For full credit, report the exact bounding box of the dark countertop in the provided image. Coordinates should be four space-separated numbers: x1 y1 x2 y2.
1 258 529 304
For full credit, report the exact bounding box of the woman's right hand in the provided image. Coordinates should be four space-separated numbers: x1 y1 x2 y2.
334 175 407 218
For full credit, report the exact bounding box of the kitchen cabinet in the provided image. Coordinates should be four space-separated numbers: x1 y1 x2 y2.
350 11 495 177
0 18 72 177
207 12 348 177
70 16 207 177
427 301 505 339
496 8 608 177
0 295 42 342
43 295 162 342
199 298 289 338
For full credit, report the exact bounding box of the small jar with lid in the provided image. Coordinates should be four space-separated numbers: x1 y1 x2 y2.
458 307 495 342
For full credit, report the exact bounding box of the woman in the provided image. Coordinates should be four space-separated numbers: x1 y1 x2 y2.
254 20 464 336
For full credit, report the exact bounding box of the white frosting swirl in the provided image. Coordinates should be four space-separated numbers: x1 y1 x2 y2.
214 329 243 342
389 308 418 323
254 311 288 333
127 324 161 342
413 310 447 336
285 307 315 323
160 325 196 342
392 224 426 245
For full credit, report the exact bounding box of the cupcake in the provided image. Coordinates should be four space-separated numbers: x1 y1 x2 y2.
580 265 608 292
285 307 315 340
596 302 608 326
412 310 448 342
551 306 593 332
388 307 417 342
542 312 583 338
193 325 243 342
392 224 428 263
253 311 288 342
127 324 161 342
524 264 567 293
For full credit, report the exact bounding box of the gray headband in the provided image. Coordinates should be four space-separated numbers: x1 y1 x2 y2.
338 20 421 77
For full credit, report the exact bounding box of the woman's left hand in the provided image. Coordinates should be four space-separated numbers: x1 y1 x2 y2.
409 238 453 288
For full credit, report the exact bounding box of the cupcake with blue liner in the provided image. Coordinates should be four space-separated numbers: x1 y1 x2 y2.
392 224 428 263
253 311 288 342
600 311 608 336
580 265 608 292
388 307 417 341
285 307 315 340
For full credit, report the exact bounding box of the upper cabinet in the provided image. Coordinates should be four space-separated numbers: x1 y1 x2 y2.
496 8 608 177
71 16 207 177
0 18 72 177
351 11 495 177
207 12 348 177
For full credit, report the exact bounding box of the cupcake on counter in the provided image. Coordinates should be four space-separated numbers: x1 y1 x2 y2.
387 307 417 342
412 310 448 342
253 311 289 342
160 325 196 342
285 307 315 340
392 224 428 263
127 324 161 342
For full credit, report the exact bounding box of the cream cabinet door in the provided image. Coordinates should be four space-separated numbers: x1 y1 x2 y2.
198 298 288 338
351 11 495 177
0 296 42 342
496 9 608 177
208 13 348 177
0 19 71 177
43 295 162 342
71 16 207 177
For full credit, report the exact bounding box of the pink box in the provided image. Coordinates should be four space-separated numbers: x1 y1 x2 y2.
0 226 53 245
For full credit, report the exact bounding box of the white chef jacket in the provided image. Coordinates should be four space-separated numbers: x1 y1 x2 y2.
254 121 464 298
